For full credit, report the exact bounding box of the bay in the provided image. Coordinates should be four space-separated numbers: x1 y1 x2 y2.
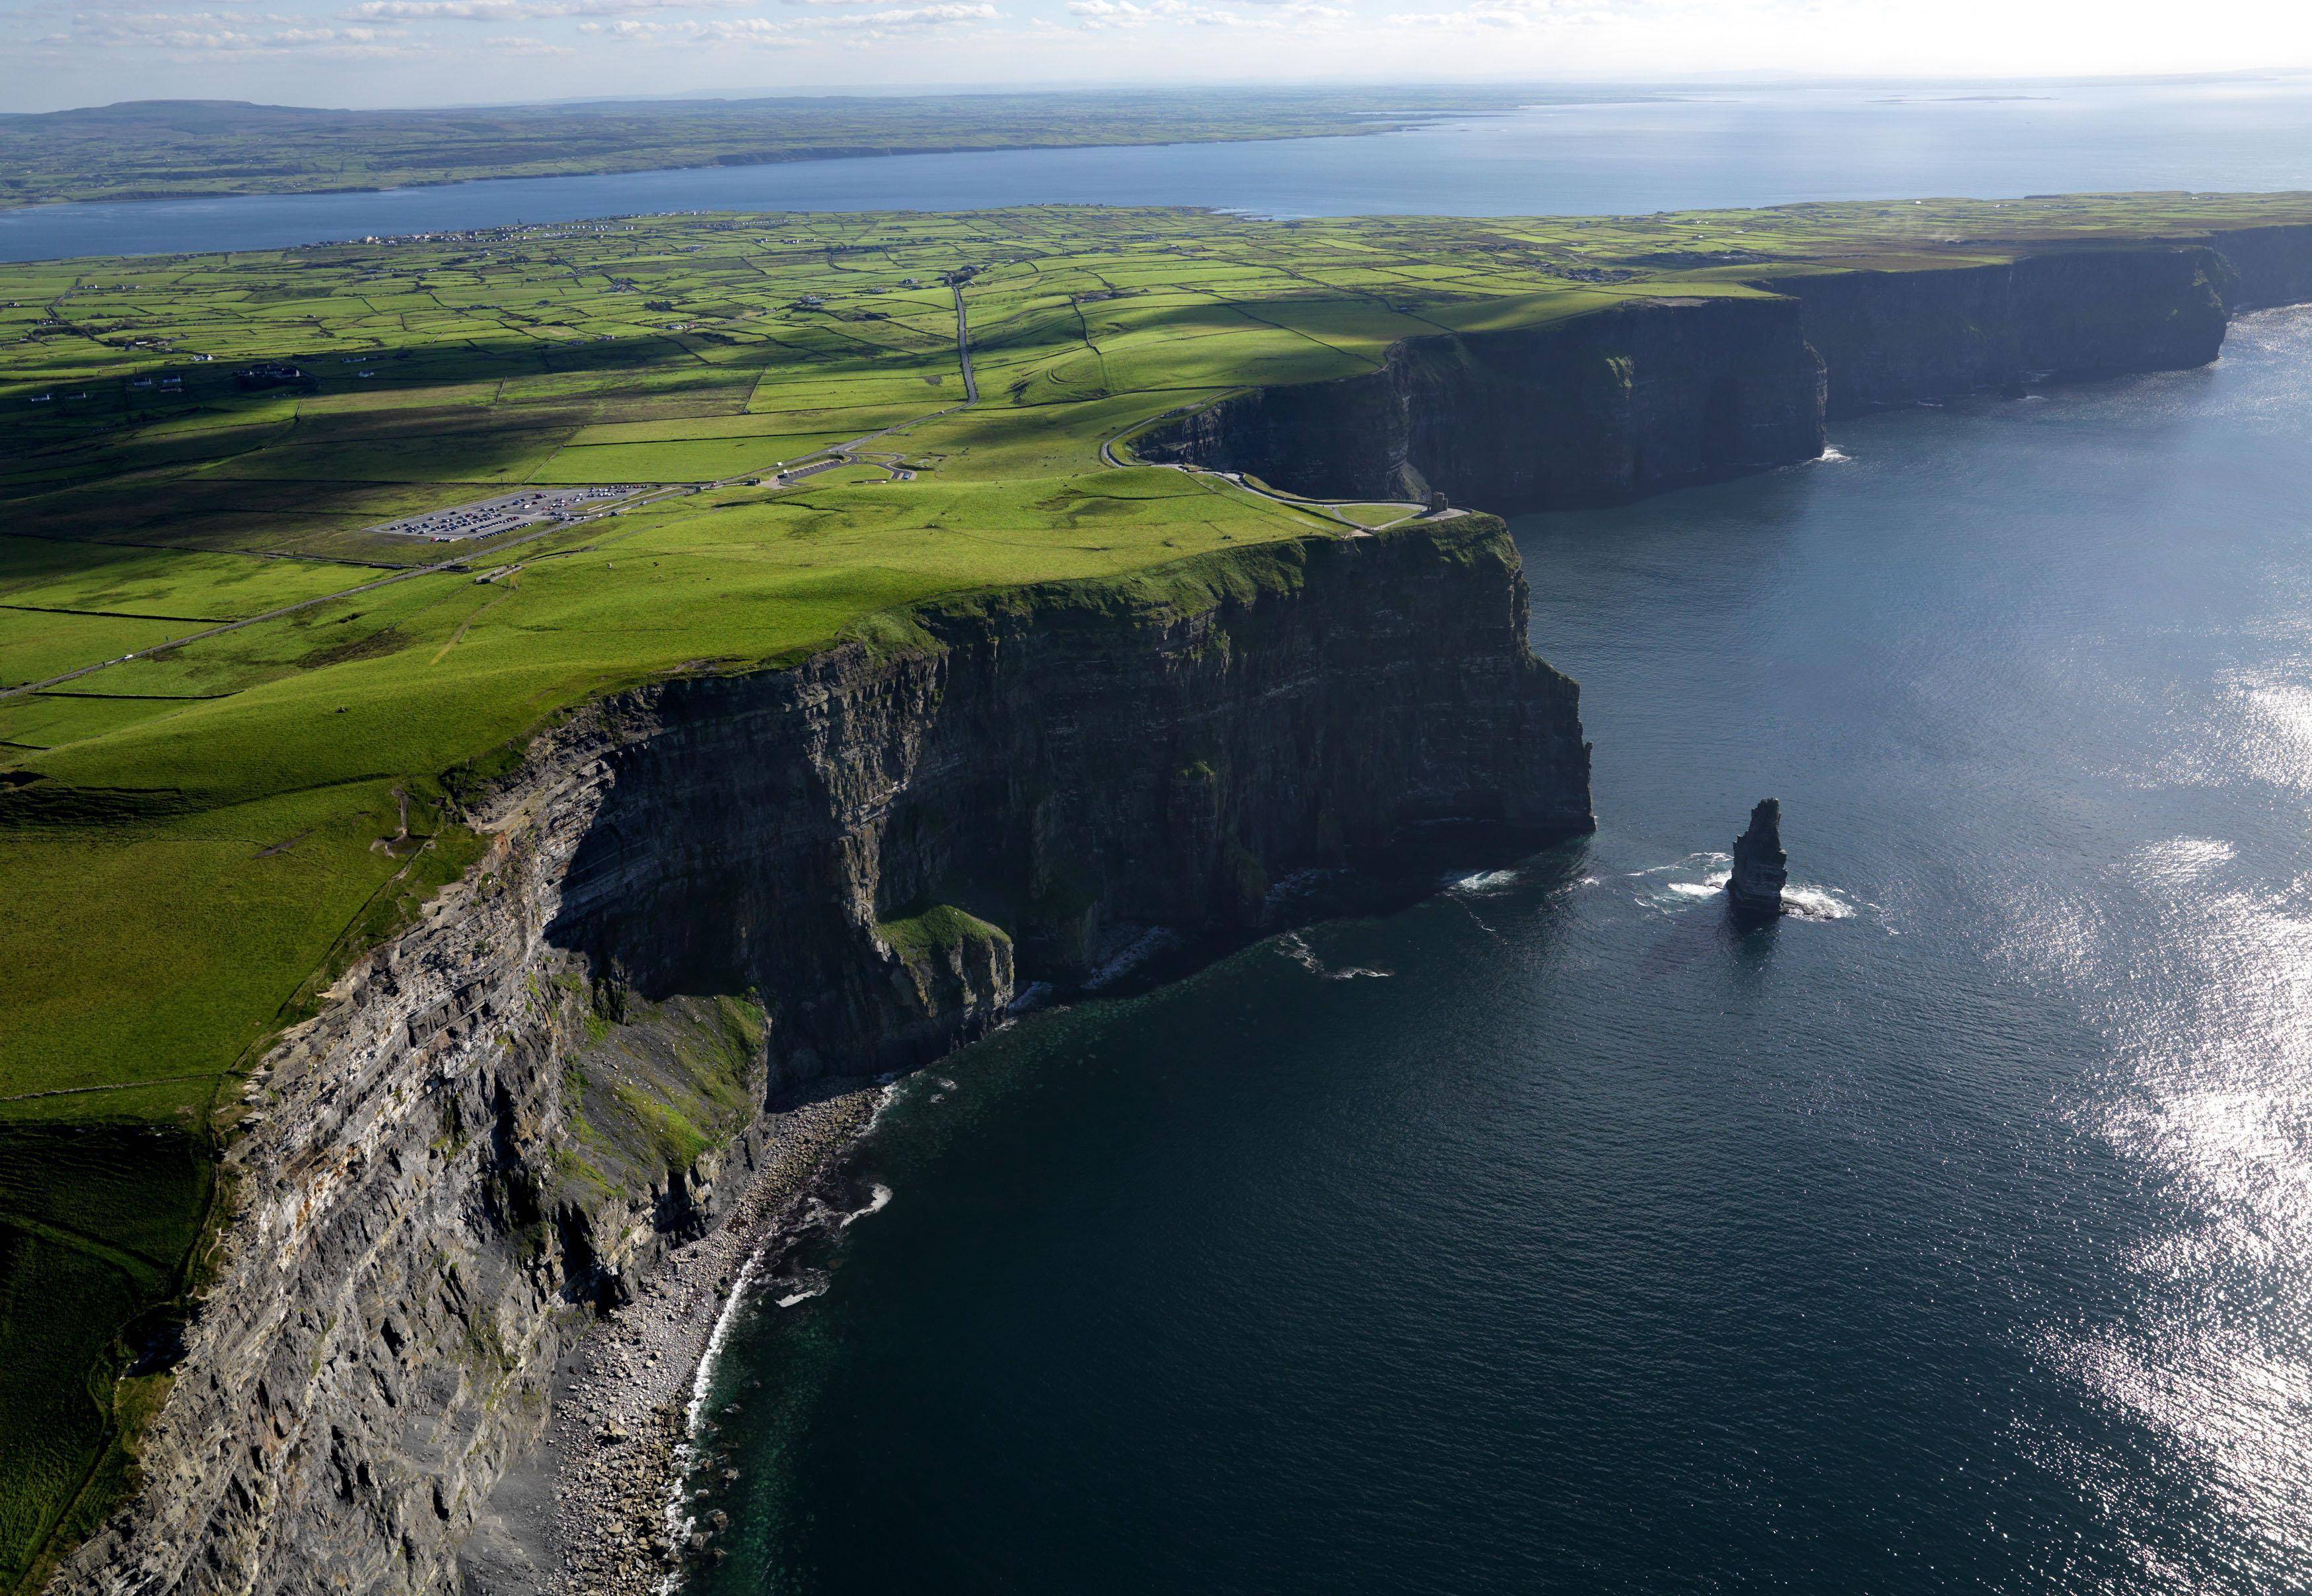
10 79 2312 262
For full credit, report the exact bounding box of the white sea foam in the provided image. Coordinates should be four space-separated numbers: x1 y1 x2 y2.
1634 852 1733 910
1781 883 1856 920
1634 851 1856 922
859 1079 903 1137
1817 445 1852 463
1449 867 1520 893
661 1244 768 1591
840 1183 894 1227
1276 930 1392 980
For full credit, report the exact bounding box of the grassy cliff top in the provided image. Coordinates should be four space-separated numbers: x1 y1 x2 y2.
5 192 2312 1581
13 190 2312 1120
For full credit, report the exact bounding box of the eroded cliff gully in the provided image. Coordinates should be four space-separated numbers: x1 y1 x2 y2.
49 519 1589 1596
1138 234 2307 509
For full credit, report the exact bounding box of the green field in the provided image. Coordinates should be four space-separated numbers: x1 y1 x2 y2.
7 191 2312 1582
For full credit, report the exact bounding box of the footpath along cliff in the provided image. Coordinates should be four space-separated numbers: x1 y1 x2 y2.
1138 235 2295 507
44 519 1590 1596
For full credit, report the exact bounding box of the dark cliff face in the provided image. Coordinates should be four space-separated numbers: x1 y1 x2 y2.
1763 245 2239 418
1144 241 2288 508
550 518 1591 1079
50 519 1587 1596
1136 297 1827 514
2203 224 2312 310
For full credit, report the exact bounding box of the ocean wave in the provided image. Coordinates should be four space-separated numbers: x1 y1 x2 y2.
1447 867 1520 893
1275 929 1392 980
1633 852 1733 910
859 1079 903 1136
1782 883 1856 920
774 1273 830 1309
839 1183 894 1227
663 1244 769 1591
1632 851 1858 922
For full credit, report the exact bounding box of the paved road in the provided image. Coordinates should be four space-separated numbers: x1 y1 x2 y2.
1096 412 1441 535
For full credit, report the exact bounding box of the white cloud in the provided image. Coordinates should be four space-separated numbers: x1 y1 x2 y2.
849 3 995 21
574 3 986 40
349 0 751 20
1064 0 1152 24
1066 0 1250 27
52 9 420 49
577 13 795 34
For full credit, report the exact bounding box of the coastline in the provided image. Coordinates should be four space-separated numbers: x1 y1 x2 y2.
0 122 1445 223
462 1077 889 1596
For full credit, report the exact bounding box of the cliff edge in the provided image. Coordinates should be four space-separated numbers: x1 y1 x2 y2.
1139 241 2262 509
43 517 1589 1596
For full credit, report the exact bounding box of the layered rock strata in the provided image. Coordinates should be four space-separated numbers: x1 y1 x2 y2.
2203 224 2312 310
47 517 1590 1596
1764 245 2237 418
1142 240 2303 509
1134 295 1828 512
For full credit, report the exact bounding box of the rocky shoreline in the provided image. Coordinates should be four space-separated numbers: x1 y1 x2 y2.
462 1080 887 1596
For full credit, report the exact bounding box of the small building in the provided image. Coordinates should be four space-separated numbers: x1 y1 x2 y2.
235 363 307 390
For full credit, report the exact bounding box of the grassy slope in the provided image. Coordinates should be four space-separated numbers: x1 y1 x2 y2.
7 192 2312 1580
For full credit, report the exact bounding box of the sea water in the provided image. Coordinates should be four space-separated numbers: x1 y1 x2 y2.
678 308 2312 1593
9 79 2312 261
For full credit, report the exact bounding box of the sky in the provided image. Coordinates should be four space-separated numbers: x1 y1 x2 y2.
7 0 2312 113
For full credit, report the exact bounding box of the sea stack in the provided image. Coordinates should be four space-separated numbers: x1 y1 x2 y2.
1728 799 1788 918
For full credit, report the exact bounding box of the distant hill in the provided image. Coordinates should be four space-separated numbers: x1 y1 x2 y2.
0 87 1564 211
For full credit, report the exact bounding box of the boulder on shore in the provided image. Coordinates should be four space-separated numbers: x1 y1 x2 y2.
1728 799 1788 918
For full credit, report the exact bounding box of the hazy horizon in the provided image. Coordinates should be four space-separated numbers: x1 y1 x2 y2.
16 68 2312 118
10 0 2312 119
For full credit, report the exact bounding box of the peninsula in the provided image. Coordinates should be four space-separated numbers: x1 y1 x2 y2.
6 191 2312 1593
